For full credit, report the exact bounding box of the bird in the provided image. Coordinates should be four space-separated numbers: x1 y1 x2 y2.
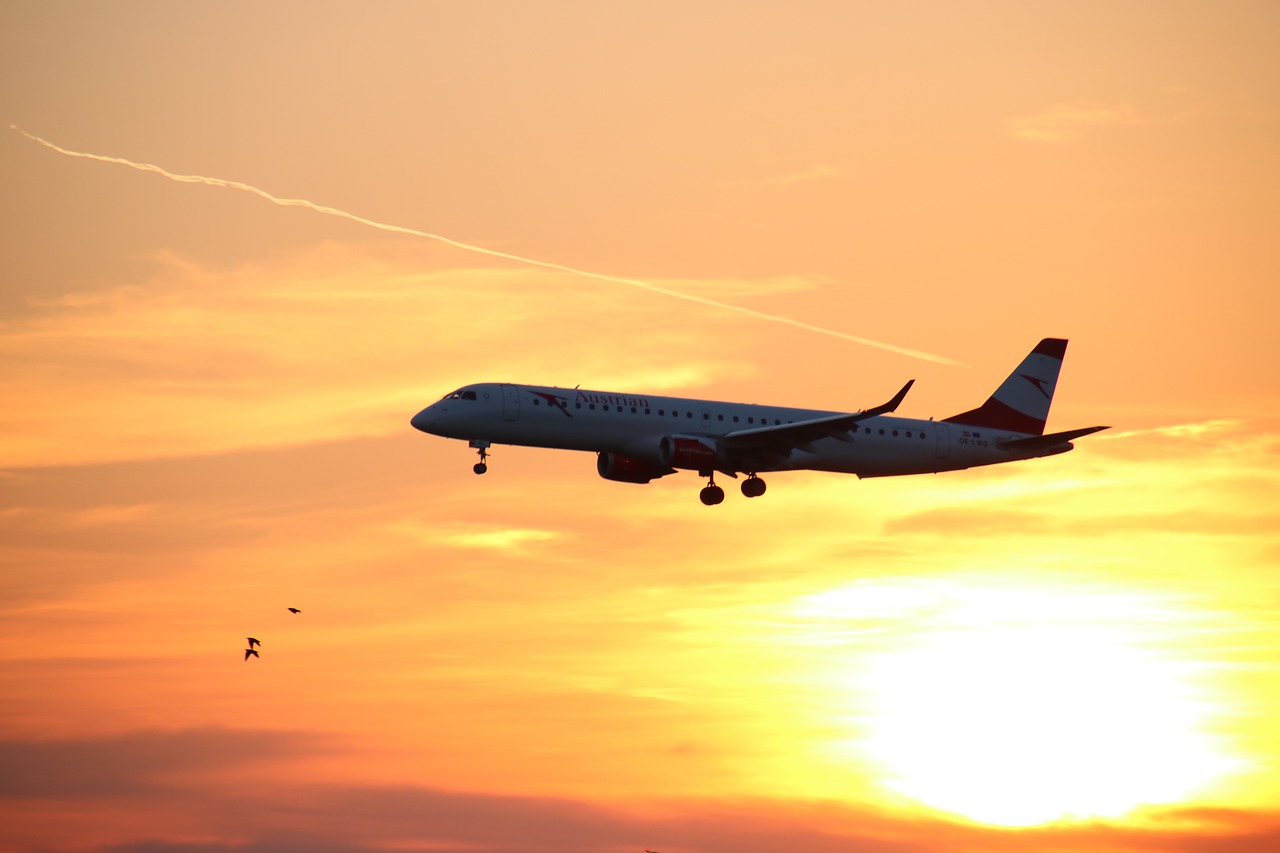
247 637 261 649
287 607 301 614
244 648 259 661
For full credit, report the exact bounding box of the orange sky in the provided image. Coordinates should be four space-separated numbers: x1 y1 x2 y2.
2 2 1279 851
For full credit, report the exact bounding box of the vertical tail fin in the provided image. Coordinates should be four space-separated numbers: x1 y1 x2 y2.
944 338 1067 436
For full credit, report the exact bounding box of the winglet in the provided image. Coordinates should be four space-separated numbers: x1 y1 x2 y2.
864 380 914 417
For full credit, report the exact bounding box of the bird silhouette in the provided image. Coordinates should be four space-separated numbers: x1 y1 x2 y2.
247 637 261 648
244 648 259 661
288 607 301 614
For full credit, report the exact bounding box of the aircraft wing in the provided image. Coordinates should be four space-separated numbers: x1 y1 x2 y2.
722 380 914 463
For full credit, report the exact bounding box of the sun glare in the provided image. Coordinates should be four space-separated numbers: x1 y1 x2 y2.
803 581 1241 827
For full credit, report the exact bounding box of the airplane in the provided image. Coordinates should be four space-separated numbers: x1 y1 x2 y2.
410 338 1108 505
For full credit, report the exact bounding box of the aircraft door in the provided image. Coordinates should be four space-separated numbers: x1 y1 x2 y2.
501 384 520 422
935 422 950 459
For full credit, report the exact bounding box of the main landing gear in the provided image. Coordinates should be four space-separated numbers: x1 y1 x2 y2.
699 477 725 506
698 472 768 505
469 440 490 475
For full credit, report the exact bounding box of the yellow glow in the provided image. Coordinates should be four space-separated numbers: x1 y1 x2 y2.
391 521 564 551
810 583 1243 826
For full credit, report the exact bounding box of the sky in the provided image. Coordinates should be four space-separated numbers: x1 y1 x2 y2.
2 2 1279 851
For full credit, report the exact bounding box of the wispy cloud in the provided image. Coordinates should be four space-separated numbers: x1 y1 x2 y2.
392 521 564 552
1102 419 1242 441
4 728 1279 853
0 246 765 468
12 127 957 366
1005 101 1145 143
0 727 327 797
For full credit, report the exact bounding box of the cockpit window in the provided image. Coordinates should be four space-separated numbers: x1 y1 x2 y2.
440 389 479 401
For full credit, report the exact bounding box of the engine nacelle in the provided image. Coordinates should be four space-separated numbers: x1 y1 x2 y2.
658 434 725 470
597 452 675 484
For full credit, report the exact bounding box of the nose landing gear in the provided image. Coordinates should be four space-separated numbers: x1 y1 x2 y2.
469 440 490 475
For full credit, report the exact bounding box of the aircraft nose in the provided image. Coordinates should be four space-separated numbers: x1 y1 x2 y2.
410 406 437 433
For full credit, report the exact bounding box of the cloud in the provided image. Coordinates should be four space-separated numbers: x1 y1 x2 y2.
883 504 1280 540
14 127 957 366
3 742 1278 853
393 521 564 552
1100 419 1243 442
0 236 959 471
0 246 750 468
1006 101 1145 143
0 727 327 797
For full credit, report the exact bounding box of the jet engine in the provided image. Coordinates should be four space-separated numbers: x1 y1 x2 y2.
596 452 676 484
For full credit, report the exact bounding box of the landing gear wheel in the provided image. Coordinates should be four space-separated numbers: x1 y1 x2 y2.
741 476 767 498
473 462 488 475
699 485 725 506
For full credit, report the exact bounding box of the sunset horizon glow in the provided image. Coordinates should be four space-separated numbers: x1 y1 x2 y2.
3 3 1279 852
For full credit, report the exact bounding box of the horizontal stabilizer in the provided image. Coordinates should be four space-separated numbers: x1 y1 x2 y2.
1000 425 1109 452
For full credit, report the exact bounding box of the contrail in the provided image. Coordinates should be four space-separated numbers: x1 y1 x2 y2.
12 125 961 366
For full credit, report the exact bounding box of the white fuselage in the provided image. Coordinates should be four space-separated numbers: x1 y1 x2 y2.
411 382 1046 479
